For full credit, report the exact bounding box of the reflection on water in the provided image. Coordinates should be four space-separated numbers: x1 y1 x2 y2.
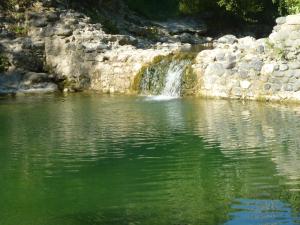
0 94 300 225
226 199 300 225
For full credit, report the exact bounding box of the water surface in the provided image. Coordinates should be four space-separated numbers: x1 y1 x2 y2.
0 94 300 225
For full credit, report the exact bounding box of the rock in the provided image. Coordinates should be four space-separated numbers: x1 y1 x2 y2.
32 17 48 27
256 45 265 54
271 84 282 92
82 42 108 53
217 35 237 44
286 14 300 25
273 71 284 77
288 31 300 40
154 18 207 35
205 63 225 77
222 55 236 69
215 50 225 61
238 36 256 48
279 64 289 71
284 84 294 91
47 12 59 22
177 33 197 44
293 80 300 91
240 80 251 89
269 31 289 42
264 83 272 91
22 72 50 84
276 17 286 25
55 27 73 36
261 64 275 75
239 70 250 79
288 62 300 69
179 44 192 52
26 11 40 20
222 61 236 69
250 58 263 71
273 25 281 32
109 35 137 46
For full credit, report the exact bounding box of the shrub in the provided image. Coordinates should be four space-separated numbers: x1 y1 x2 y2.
282 0 300 14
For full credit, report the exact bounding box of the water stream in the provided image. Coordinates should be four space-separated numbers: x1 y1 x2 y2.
151 60 190 100
138 55 192 100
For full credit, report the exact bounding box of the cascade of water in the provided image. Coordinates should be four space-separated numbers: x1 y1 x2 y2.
159 60 190 98
138 57 192 100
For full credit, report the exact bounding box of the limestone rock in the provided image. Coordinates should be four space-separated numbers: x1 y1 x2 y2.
240 80 251 89
217 35 238 45
276 17 286 25
261 64 275 75
55 26 73 36
205 63 225 77
286 14 300 25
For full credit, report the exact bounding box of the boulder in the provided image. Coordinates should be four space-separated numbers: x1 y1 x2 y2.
217 35 238 45
286 14 300 25
276 17 286 25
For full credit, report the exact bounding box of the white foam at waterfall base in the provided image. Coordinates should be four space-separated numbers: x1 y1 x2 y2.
148 60 189 101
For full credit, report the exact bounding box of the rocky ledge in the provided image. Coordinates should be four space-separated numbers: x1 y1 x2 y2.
0 1 208 95
2 1 300 103
193 14 300 102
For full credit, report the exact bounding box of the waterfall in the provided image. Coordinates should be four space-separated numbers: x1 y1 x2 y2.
137 56 192 100
159 60 190 99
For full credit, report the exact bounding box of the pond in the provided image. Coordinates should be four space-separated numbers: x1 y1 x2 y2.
0 94 300 225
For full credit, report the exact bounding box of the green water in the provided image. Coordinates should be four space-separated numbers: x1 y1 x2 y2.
0 94 300 225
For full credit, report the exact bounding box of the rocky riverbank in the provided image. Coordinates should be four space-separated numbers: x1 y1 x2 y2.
0 1 207 94
193 14 300 102
2 1 300 103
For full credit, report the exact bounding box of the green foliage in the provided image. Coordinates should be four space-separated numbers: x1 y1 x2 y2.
8 24 28 36
1 0 33 10
0 54 10 73
280 0 300 14
179 0 217 14
179 0 279 23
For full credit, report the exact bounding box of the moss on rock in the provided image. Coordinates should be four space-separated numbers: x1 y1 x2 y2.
132 51 199 95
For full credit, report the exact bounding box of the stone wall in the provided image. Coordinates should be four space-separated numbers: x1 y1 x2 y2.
193 14 300 102
43 12 182 93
